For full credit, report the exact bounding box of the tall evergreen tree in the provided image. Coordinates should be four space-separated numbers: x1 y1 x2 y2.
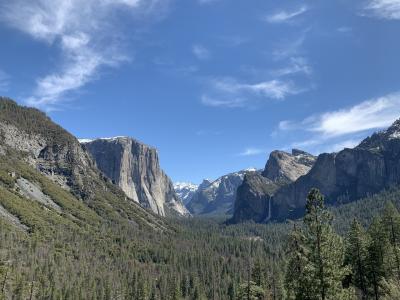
286 188 350 300
285 224 309 300
366 217 391 300
381 202 400 281
345 219 369 299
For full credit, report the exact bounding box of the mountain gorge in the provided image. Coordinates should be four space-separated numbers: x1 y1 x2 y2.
2 97 400 299
184 169 260 216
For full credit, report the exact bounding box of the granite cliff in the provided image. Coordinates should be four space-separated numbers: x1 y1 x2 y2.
271 119 400 221
230 150 316 223
82 137 189 217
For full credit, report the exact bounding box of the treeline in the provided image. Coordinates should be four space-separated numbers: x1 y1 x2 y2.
283 189 400 300
1 187 400 299
0 215 288 299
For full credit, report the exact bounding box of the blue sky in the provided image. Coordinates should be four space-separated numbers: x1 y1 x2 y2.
1 0 400 183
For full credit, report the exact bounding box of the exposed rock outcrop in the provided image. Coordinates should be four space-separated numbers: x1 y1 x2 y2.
271 119 400 221
0 98 178 230
229 173 278 224
262 149 316 183
83 137 189 217
230 150 316 223
0 98 96 197
186 169 259 216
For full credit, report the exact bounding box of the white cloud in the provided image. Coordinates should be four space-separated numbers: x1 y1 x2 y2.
278 120 297 131
278 92 400 154
310 93 400 137
201 78 303 108
266 5 309 24
363 0 400 20
278 92 400 138
192 44 211 60
0 0 165 109
213 78 300 99
272 57 312 77
201 95 245 108
238 148 266 156
0 70 10 91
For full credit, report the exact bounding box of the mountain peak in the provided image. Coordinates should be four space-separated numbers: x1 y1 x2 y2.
262 149 316 183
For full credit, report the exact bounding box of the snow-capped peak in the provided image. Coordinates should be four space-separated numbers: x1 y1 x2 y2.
174 182 198 191
174 182 199 205
78 139 93 144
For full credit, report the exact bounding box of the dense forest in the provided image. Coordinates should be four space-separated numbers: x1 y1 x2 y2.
1 184 400 299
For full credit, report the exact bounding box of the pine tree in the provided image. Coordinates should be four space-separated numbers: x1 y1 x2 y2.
285 224 308 300
381 201 400 281
286 188 350 300
345 219 369 299
366 217 391 300
236 281 264 300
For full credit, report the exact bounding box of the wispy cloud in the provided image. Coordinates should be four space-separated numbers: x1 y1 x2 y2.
0 70 10 91
278 92 400 153
363 0 400 20
310 92 400 137
201 78 303 108
271 57 312 77
192 44 211 60
265 5 309 24
0 0 167 109
238 148 266 156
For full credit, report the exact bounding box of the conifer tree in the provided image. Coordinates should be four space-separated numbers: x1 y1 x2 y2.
285 224 308 300
345 219 369 299
381 202 400 281
366 217 391 300
286 188 350 300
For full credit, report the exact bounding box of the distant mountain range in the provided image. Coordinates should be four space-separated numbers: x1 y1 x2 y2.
175 168 260 216
174 182 199 205
3 96 400 227
230 118 400 223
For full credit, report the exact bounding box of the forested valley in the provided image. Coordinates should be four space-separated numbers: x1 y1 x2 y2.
1 186 400 299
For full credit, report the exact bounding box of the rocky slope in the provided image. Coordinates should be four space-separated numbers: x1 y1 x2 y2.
174 182 199 205
186 169 259 216
0 97 170 232
271 119 400 221
230 150 316 223
82 137 189 217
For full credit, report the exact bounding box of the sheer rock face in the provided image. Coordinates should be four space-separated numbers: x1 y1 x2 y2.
271 119 400 221
229 173 278 224
262 149 316 184
186 169 258 216
83 137 189 217
230 150 316 223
